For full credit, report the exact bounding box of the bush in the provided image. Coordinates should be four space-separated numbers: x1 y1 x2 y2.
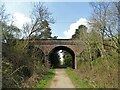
2 40 50 88
76 54 118 88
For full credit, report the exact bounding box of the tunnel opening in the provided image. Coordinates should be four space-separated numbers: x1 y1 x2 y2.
48 46 75 69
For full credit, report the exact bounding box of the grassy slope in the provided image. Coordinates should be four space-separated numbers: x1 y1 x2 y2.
66 68 90 88
36 69 55 89
66 55 118 88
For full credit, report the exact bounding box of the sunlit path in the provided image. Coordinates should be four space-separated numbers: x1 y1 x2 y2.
49 69 75 88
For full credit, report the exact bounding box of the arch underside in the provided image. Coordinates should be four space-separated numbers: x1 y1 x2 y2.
48 46 75 69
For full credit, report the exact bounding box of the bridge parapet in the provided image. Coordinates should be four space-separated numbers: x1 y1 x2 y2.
30 39 84 55
30 39 83 45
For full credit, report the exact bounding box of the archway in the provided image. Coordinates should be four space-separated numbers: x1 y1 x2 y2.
48 46 75 69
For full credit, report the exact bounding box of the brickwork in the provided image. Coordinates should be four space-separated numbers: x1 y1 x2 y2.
30 39 84 69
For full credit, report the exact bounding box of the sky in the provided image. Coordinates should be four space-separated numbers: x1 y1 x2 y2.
2 1 92 39
46 2 91 38
4 0 118 39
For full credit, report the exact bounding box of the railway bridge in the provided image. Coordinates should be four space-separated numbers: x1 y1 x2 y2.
30 39 84 69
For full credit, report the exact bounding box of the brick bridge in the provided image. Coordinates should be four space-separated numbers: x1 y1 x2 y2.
30 39 84 69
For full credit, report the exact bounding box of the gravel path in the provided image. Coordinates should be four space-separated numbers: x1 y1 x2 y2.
49 69 75 88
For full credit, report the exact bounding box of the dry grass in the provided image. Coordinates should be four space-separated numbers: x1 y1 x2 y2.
75 56 118 88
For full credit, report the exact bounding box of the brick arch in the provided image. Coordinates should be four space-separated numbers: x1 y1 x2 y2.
30 39 85 69
48 46 75 69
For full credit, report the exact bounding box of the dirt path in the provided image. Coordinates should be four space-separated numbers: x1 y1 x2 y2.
49 69 75 88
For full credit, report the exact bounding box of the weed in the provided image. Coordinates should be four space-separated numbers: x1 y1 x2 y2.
36 69 55 88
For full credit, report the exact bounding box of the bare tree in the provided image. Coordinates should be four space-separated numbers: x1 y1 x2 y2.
113 2 120 49
27 2 54 39
0 4 9 23
89 2 119 55
0 3 10 42
23 2 54 50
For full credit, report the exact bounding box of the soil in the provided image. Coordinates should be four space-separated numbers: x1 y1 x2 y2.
49 69 75 88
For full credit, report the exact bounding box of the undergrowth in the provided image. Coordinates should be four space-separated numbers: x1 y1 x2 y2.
76 55 118 88
36 69 55 89
66 68 90 88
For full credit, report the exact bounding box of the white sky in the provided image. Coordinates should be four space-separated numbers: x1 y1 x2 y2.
64 18 89 38
13 12 31 29
2 0 118 2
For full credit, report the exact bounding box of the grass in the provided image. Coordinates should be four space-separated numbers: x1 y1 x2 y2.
74 55 118 88
66 68 90 88
36 69 55 89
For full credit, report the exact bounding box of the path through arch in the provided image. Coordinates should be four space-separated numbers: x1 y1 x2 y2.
48 46 75 69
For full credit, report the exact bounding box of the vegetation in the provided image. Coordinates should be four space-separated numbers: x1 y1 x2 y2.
36 69 55 88
49 51 61 68
66 68 90 88
63 51 72 68
67 2 119 88
1 2 55 88
2 41 50 88
1 2 119 89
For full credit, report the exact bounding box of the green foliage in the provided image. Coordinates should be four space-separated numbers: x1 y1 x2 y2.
77 55 118 88
2 58 25 88
1 2 54 88
28 2 54 39
66 68 90 88
71 8 118 88
39 27 52 39
74 28 118 88
36 69 55 88
30 20 52 40
49 51 60 68
0 3 53 88
2 40 50 88
72 25 87 40
63 51 72 68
